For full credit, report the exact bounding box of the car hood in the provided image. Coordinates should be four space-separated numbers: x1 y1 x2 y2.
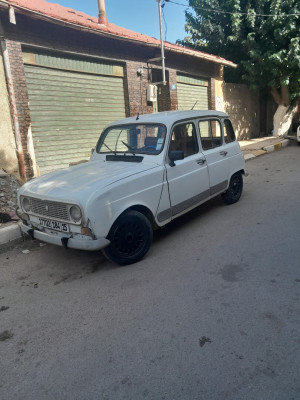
19 159 159 203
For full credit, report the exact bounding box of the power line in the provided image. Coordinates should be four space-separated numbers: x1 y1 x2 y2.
166 0 300 17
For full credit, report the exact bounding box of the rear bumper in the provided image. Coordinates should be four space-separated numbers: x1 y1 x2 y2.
20 223 110 251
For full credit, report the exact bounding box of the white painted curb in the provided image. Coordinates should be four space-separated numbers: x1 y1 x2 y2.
0 223 22 247
244 154 256 161
263 139 289 153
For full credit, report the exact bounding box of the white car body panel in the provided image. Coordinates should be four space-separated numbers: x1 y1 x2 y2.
17 110 245 255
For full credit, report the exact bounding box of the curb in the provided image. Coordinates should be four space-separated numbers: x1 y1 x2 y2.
243 139 289 161
263 139 289 153
0 222 23 253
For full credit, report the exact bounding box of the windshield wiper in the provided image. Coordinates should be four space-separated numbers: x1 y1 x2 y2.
103 143 116 155
121 141 136 156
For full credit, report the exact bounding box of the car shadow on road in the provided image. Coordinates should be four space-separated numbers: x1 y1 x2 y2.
153 195 224 244
9 195 225 281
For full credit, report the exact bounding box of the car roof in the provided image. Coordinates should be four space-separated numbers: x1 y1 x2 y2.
107 110 229 127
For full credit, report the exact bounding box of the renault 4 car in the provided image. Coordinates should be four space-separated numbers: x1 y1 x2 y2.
17 110 246 265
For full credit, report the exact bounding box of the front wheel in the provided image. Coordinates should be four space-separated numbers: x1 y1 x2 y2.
103 210 153 265
221 172 243 205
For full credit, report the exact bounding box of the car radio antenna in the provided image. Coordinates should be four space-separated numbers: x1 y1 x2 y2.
191 100 198 110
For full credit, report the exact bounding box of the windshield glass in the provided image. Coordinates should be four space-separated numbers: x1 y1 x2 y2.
97 124 167 155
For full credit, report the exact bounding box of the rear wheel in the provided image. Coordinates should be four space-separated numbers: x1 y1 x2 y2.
222 172 243 205
103 210 153 265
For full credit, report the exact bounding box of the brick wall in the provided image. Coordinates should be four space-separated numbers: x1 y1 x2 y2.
5 40 32 177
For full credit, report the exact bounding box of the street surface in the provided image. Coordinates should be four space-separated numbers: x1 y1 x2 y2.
1 144 300 400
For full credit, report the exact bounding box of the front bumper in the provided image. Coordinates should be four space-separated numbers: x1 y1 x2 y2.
20 222 110 251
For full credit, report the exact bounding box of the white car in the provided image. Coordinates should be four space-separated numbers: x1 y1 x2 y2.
17 110 246 265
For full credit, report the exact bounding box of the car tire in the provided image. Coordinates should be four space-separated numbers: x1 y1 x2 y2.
221 172 243 205
103 210 153 265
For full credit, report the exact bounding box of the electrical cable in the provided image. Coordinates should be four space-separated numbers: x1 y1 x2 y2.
166 0 300 17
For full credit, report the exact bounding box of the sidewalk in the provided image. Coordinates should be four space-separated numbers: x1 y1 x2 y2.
0 136 291 252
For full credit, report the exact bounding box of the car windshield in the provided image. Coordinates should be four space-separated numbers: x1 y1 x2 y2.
97 123 167 155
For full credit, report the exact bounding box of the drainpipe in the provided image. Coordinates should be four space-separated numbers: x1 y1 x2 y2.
0 17 26 180
97 0 108 25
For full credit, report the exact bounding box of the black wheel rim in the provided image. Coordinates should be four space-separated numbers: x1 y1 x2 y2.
113 221 145 257
230 176 242 197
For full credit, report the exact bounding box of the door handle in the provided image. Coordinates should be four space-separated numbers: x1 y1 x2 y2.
219 151 228 156
197 158 206 165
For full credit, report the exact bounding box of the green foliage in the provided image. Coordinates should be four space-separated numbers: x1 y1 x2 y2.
178 0 300 100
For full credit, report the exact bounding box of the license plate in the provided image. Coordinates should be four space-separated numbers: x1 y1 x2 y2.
39 218 69 232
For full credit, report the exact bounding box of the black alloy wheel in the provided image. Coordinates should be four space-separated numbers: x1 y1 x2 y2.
221 172 243 205
103 210 153 265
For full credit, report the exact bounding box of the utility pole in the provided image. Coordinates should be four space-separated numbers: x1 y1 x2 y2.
156 0 166 85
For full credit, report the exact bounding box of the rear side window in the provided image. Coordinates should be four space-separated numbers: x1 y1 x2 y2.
199 119 222 150
223 119 236 143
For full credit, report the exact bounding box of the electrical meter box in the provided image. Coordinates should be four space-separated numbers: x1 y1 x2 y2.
147 85 157 102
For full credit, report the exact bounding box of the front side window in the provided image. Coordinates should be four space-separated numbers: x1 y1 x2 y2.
96 124 166 155
199 119 222 150
169 122 199 158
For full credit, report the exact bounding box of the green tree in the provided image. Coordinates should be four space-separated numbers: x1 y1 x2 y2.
178 0 300 135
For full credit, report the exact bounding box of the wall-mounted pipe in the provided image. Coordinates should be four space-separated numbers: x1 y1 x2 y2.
0 17 26 180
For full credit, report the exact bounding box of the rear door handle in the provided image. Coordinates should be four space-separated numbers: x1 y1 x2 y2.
197 158 206 165
219 151 228 156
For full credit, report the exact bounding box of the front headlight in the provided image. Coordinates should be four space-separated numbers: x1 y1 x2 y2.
69 205 82 223
21 197 31 212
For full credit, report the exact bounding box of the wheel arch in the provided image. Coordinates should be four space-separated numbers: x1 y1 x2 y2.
107 204 158 237
122 205 158 230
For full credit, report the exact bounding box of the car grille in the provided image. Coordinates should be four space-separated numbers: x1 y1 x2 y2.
29 198 70 222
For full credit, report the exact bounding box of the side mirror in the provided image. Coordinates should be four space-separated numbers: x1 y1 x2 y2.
169 150 184 167
91 148 95 155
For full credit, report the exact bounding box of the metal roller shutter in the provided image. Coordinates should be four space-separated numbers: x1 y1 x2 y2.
23 51 126 175
177 74 209 111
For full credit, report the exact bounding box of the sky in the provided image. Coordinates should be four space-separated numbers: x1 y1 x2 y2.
51 0 189 44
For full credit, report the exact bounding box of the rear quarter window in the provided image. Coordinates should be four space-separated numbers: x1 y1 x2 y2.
223 119 236 143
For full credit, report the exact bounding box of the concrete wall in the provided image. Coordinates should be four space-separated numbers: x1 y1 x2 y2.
223 83 260 140
0 51 19 175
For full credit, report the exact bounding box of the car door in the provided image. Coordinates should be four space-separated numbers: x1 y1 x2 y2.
165 121 210 218
198 118 229 195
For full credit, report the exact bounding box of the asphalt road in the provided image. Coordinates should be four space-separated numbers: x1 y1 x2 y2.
1 144 300 400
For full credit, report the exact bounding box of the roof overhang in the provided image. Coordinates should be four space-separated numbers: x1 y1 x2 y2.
0 0 237 68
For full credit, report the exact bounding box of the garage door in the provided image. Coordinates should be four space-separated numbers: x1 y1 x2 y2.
177 74 209 111
23 51 126 175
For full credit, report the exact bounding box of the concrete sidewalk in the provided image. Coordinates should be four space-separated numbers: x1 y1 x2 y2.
0 136 291 252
